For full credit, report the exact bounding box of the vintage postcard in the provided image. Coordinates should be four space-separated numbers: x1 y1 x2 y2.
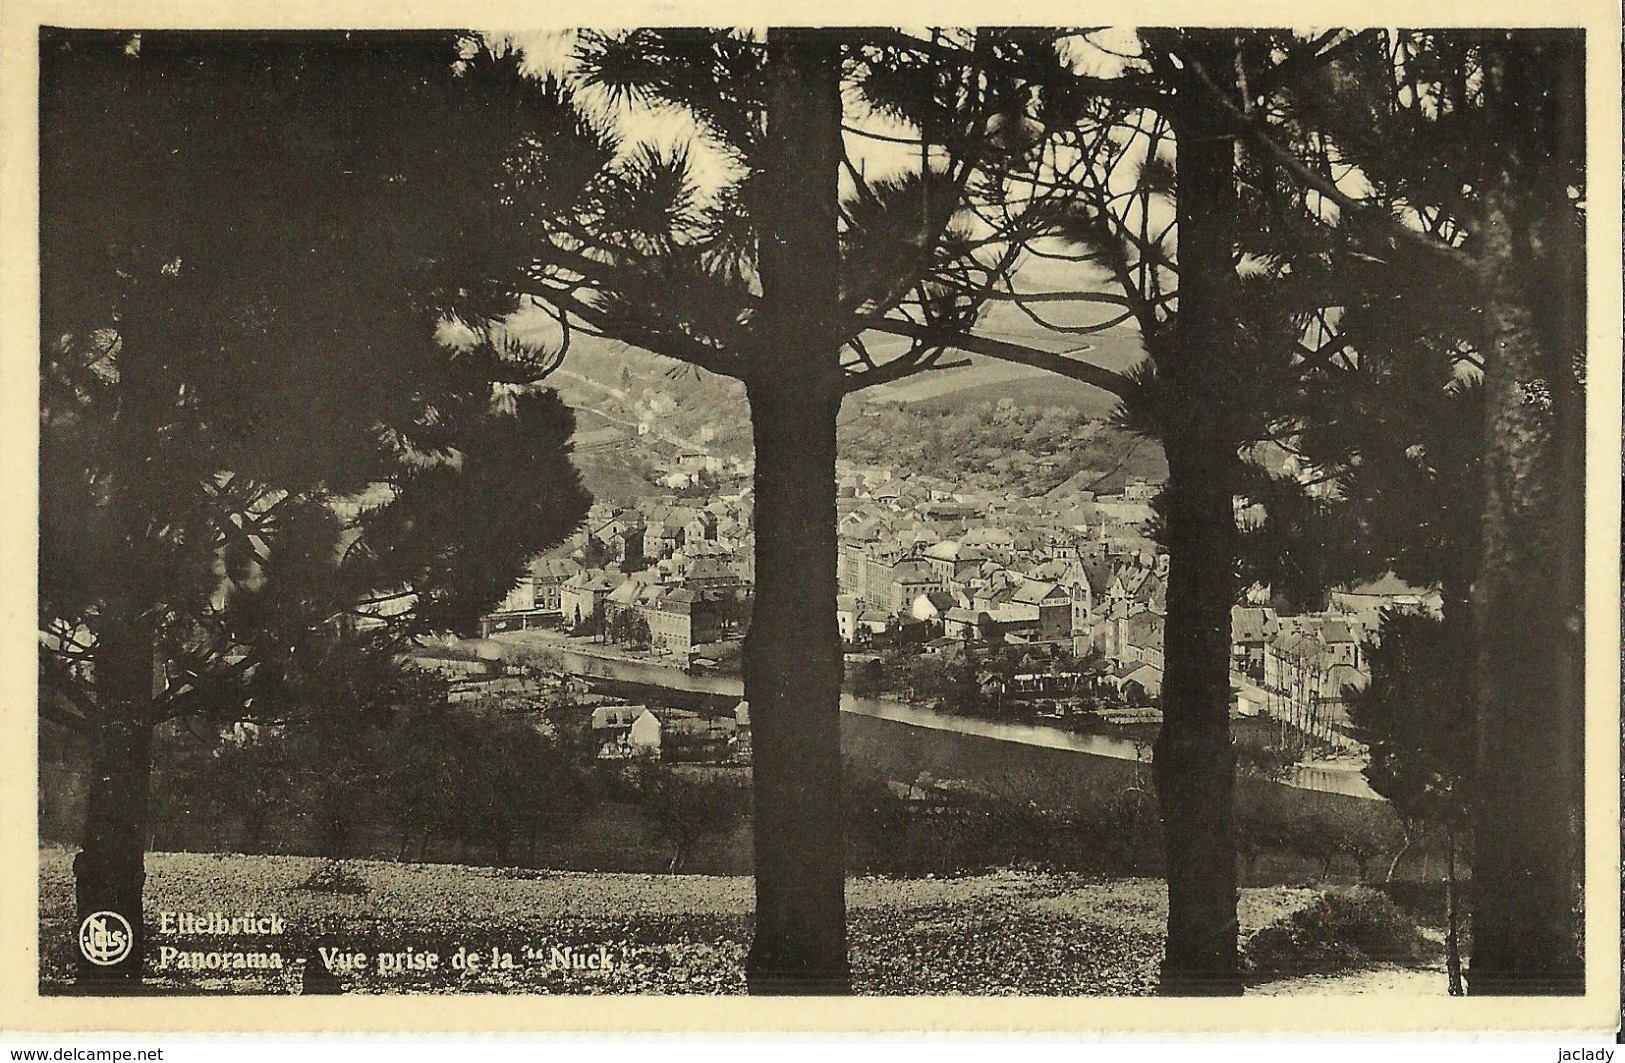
1 0 1619 1037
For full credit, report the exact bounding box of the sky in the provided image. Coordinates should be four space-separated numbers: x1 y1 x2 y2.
479 29 1396 398
486 27 1151 372
493 28 1144 192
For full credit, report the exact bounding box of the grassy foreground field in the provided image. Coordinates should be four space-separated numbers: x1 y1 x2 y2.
38 849 1444 996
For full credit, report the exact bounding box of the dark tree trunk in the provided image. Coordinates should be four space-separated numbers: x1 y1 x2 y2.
743 380 848 994
1384 824 1414 884
241 802 270 853
71 286 174 991
74 685 155 994
1151 30 1244 996
1445 831 1464 996
1466 193 1585 993
1465 38 1585 997
741 28 849 997
320 785 354 861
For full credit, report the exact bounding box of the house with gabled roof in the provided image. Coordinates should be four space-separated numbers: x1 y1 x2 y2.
592 702 646 732
1132 571 1167 612
908 589 961 626
529 557 583 615
1327 573 1440 621
856 608 893 639
1263 615 1372 739
886 556 941 614
640 586 719 657
1120 609 1166 669
680 555 742 591
1231 605 1279 679
1109 660 1163 703
942 606 985 641
560 569 621 630
1011 579 1072 639
836 594 862 644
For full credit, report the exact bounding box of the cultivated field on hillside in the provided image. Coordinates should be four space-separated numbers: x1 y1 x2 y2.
853 325 1146 416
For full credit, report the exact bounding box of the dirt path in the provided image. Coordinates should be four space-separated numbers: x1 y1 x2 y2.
1249 964 1449 996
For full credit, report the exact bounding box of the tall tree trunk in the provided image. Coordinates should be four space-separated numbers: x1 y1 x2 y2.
1445 831 1464 996
72 618 155 990
71 283 177 991
1466 38 1585 997
741 30 850 996
1383 822 1414 884
1466 200 1584 992
1151 31 1244 996
744 380 847 994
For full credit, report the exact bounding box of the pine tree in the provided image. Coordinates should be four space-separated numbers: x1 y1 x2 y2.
1345 610 1473 992
39 30 597 986
517 27 1070 993
1219 30 1586 993
917 28 1354 993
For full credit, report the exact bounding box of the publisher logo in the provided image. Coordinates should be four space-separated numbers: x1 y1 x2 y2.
78 910 133 966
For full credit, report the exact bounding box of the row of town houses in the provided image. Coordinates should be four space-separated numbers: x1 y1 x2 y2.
836 531 1168 662
588 699 751 762
480 463 1439 738
485 552 752 658
481 492 758 657
832 513 1440 737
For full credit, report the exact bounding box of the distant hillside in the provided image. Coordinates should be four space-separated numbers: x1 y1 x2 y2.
534 312 1156 506
839 399 1163 501
574 449 667 505
550 336 752 459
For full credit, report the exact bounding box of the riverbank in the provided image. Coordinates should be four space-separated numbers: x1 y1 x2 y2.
481 630 1382 802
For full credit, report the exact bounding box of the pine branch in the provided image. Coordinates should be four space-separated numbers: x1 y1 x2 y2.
857 315 1132 397
1182 51 1478 273
867 28 1165 110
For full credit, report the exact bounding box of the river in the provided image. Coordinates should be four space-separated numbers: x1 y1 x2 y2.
489 636 1381 802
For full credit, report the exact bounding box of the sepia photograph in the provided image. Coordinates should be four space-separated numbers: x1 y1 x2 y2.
7 6 1619 1035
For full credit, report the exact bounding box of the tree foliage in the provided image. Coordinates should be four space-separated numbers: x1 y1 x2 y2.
39 29 602 983
1346 612 1471 832
40 30 598 736
616 762 751 873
